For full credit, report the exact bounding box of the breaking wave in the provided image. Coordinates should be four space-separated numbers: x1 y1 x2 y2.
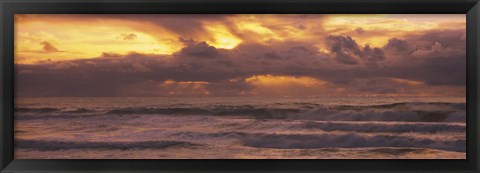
287 108 465 122
239 133 465 152
15 140 201 151
293 121 466 133
335 102 465 111
166 131 465 152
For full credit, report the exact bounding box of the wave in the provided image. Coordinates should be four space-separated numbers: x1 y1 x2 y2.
14 102 466 122
367 148 426 155
167 131 465 152
335 102 465 111
293 121 466 133
239 133 465 152
287 108 465 122
14 102 465 113
15 114 100 120
15 107 60 113
106 107 301 118
64 108 95 113
15 140 201 151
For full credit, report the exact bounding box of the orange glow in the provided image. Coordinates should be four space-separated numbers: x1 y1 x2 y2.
15 14 465 64
202 22 242 49
391 78 425 86
246 75 327 87
15 15 181 64
160 80 210 96
244 75 329 96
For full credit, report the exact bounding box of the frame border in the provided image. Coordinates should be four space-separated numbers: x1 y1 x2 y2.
1 0 479 172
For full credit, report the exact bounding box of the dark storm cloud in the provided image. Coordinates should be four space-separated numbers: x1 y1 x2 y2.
384 38 412 52
411 29 466 50
176 39 220 58
16 29 466 97
388 29 466 86
362 45 385 62
326 35 385 65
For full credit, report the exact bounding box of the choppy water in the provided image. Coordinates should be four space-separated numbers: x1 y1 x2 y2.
14 97 466 159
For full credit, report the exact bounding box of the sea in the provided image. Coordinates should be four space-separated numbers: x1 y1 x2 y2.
14 96 466 159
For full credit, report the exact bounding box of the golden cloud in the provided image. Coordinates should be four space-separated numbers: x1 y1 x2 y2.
160 80 210 96
245 75 329 96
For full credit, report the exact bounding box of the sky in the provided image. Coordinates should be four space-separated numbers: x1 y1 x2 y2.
14 14 466 97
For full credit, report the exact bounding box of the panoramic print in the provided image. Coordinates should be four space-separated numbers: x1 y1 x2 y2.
14 14 466 159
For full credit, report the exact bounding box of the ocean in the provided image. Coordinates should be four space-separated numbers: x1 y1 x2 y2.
14 96 466 159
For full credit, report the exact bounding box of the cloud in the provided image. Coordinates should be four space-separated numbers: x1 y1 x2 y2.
50 61 79 70
115 79 211 97
245 75 327 88
118 33 137 40
341 77 464 96
354 27 365 35
18 70 33 74
15 27 466 97
40 41 59 52
160 80 210 96
131 63 152 72
362 45 385 62
384 38 412 52
100 52 123 58
411 41 445 58
244 75 330 96
326 35 385 65
176 39 220 58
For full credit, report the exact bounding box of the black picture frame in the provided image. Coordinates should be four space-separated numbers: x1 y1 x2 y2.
1 0 479 172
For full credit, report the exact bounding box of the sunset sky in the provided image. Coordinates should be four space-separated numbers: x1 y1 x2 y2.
14 14 466 97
